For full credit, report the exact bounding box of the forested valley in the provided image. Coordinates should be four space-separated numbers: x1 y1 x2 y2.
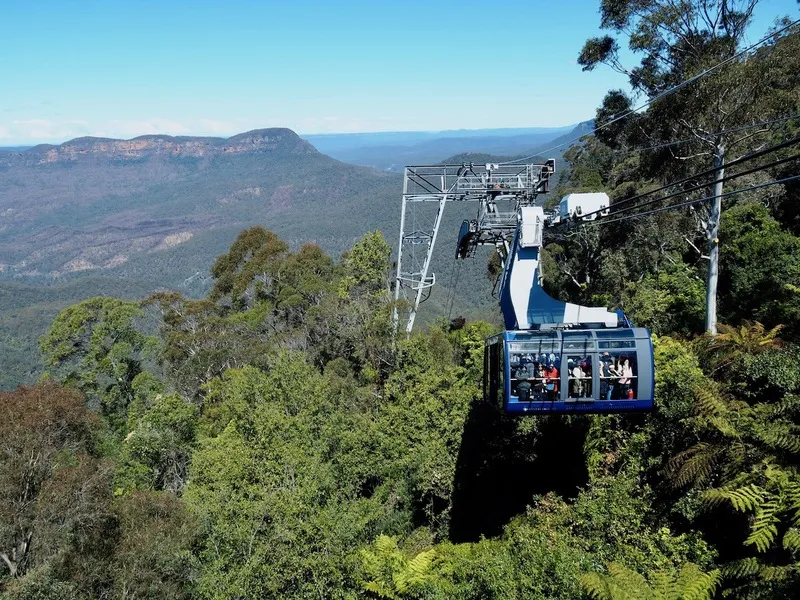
2 2 800 599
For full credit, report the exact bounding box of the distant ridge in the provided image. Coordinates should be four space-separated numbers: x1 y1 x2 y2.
7 129 316 166
302 121 593 170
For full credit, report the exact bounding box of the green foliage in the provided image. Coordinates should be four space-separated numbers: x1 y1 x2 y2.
117 393 199 493
39 296 160 429
360 535 438 598
720 204 800 335
185 361 400 599
110 490 196 599
339 230 391 298
622 262 705 336
580 561 721 600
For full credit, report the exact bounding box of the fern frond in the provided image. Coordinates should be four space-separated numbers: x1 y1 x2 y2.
787 481 800 526
694 386 728 418
608 562 652 600
678 565 721 600
363 580 398 599
745 496 780 553
648 570 673 598
756 425 800 454
783 528 800 551
707 414 737 438
704 484 767 512
394 549 436 593
757 323 784 347
667 443 724 489
773 394 800 417
758 564 792 582
579 572 616 600
722 557 762 579
375 534 399 555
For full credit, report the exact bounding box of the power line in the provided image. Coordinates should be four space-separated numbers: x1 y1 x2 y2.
501 18 800 165
593 152 800 221
584 175 800 227
610 113 800 155
574 134 800 221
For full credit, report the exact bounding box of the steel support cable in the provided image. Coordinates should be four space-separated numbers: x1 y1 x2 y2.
574 134 800 221
610 113 800 155
446 260 464 322
584 175 800 228
581 152 800 224
500 19 800 166
443 255 459 318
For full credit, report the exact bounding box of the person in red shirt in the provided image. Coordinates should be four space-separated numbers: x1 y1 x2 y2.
543 362 559 401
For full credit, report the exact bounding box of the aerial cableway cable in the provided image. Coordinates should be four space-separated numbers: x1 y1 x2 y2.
608 113 800 155
584 175 800 228
499 18 800 166
446 259 464 322
571 135 800 222
578 152 800 224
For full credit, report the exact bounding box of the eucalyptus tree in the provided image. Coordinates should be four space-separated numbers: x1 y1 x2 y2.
578 0 796 333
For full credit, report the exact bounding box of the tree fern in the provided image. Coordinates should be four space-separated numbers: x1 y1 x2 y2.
667 442 724 488
712 321 783 363
360 535 437 598
722 557 762 579
783 527 800 551
703 484 766 512
693 386 728 419
580 562 719 600
676 564 721 600
745 496 780 552
393 549 436 593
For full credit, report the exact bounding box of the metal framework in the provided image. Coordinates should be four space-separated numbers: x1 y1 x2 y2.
394 161 555 334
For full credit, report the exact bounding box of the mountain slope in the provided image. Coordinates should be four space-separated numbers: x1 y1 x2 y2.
0 128 401 281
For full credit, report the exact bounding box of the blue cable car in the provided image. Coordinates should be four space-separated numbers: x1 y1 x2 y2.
478 206 655 415
484 328 654 414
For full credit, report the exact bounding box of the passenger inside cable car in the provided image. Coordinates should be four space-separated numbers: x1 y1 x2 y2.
484 328 653 414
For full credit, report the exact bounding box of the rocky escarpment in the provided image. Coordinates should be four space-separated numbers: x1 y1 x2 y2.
1 128 318 166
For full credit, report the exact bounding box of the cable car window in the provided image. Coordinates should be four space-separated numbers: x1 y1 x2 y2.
600 351 637 399
595 329 635 338
567 355 593 399
509 344 560 401
598 340 636 349
562 332 595 351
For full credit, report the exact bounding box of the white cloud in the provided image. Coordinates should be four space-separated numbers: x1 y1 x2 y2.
3 119 89 143
108 119 190 137
198 118 237 134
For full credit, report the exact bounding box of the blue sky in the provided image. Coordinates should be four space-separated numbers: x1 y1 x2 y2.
1 0 795 144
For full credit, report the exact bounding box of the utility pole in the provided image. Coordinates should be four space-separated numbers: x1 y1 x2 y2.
705 142 725 335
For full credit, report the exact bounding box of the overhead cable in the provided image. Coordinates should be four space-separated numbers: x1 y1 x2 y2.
589 152 800 222
575 134 800 221
584 175 800 227
501 19 800 166
611 113 800 154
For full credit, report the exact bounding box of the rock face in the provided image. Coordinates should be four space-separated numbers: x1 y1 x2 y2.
0 127 398 280
1 128 317 166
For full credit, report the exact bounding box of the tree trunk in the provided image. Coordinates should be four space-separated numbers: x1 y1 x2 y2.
705 144 725 335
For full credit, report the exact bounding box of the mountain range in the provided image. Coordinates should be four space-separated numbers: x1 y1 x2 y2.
303 124 583 170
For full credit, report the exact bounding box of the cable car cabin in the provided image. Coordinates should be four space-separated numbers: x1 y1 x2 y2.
483 328 654 414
